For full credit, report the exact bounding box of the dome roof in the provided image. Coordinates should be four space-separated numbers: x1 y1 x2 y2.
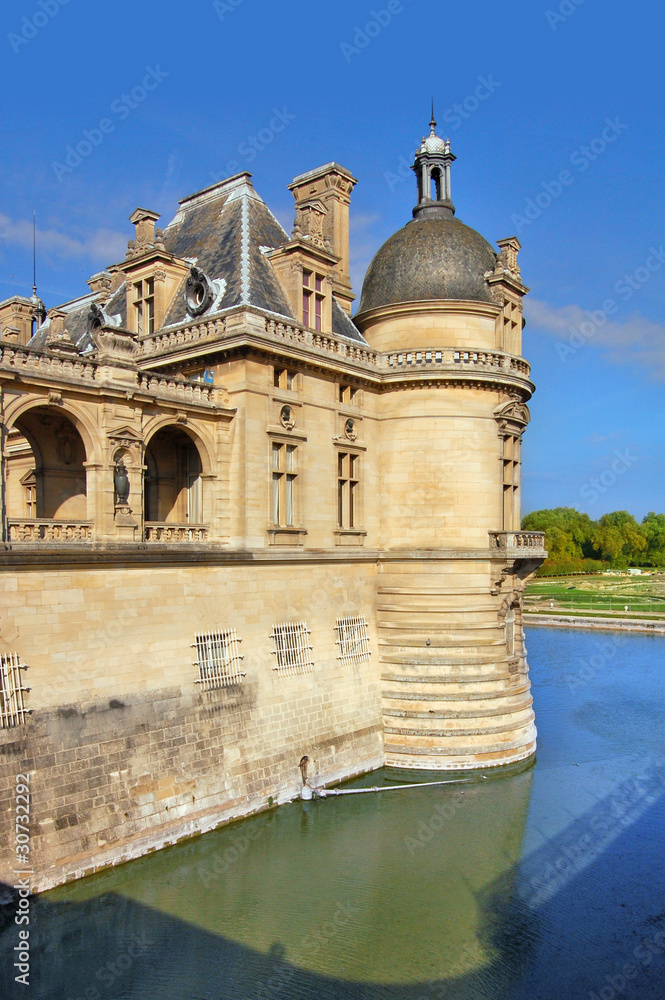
420 132 448 155
357 216 497 315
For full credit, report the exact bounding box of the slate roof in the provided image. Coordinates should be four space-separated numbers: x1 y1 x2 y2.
27 171 367 354
358 216 498 315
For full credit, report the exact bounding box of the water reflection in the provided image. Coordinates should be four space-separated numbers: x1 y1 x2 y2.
1 627 664 999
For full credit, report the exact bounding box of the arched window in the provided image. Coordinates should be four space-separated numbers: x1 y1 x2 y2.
144 426 204 525
5 408 88 521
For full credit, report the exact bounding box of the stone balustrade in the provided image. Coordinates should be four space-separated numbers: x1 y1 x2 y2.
136 374 220 406
489 530 546 552
384 348 531 377
144 523 209 543
137 318 226 357
7 519 94 542
0 343 98 382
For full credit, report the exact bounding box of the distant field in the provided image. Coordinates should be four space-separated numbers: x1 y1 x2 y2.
524 573 665 616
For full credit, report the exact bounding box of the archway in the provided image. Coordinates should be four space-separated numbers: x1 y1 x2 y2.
5 407 88 521
144 426 204 524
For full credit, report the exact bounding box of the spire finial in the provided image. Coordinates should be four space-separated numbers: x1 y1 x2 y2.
32 209 37 298
430 97 436 134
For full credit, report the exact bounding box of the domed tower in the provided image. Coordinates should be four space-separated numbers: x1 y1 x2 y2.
356 118 546 771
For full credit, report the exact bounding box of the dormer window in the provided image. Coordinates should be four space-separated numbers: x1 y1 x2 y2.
303 271 324 331
133 278 155 335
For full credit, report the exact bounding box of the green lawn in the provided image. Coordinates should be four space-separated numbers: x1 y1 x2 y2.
524 574 665 616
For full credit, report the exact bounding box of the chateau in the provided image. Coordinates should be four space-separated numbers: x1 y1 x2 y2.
0 118 545 890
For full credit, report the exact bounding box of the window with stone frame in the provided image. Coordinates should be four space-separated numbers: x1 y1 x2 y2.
339 384 358 405
272 442 297 527
302 270 325 331
337 451 360 529
132 277 155 336
502 433 521 531
274 367 297 390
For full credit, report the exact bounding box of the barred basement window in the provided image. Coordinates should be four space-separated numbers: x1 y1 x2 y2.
271 621 313 675
0 652 30 729
193 629 245 690
336 615 371 665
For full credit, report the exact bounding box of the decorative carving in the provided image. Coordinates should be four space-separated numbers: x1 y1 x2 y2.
293 200 332 251
185 267 214 317
48 391 63 405
175 412 188 425
87 302 105 334
344 418 357 441
114 460 131 505
280 405 295 430
494 399 530 435
87 271 114 302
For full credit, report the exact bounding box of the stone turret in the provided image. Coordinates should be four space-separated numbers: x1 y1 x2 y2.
355 121 545 771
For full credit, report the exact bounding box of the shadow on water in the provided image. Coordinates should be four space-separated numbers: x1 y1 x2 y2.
2 628 665 1000
2 760 664 1000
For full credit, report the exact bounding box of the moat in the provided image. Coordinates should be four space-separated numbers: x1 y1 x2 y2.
2 626 665 999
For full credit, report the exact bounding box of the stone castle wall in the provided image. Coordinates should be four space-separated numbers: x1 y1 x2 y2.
0 557 383 891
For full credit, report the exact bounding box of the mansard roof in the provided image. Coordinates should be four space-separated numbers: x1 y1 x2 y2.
27 171 367 355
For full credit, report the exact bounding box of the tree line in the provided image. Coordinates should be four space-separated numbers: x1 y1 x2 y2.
521 508 665 575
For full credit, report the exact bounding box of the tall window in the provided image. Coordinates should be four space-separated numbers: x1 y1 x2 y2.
303 271 324 331
272 443 297 526
133 278 155 336
505 607 516 657
338 452 359 528
339 384 358 405
502 434 521 530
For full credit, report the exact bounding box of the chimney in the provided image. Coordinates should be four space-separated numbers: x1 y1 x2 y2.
288 164 357 313
129 208 161 251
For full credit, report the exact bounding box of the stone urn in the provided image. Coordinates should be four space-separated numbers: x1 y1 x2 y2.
114 461 131 506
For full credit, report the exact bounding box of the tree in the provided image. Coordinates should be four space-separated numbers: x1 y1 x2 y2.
594 511 647 568
641 512 665 566
522 507 598 560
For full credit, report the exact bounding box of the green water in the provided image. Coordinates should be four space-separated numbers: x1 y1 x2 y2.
2 627 665 998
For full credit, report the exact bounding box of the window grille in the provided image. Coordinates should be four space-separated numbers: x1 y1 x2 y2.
336 615 371 665
193 629 245 690
271 621 313 675
0 652 30 729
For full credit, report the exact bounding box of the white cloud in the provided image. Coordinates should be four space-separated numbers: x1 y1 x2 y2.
525 298 665 379
0 214 126 266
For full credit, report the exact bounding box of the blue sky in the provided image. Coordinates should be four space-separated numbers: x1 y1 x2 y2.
1 0 663 520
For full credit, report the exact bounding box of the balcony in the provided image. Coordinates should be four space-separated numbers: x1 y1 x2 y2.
7 519 93 543
489 531 547 558
144 523 209 543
